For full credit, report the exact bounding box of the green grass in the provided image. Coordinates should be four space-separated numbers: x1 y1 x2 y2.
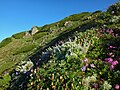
0 12 108 75
0 37 12 48
12 32 25 39
13 44 37 55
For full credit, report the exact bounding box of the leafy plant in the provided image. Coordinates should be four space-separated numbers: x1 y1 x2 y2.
0 74 11 90
107 2 120 15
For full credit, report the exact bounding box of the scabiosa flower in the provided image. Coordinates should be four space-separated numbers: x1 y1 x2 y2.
115 84 120 90
15 72 18 75
81 66 86 71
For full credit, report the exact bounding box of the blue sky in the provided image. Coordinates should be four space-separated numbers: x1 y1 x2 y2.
0 0 119 41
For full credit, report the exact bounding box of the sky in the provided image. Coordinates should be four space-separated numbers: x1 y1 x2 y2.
0 0 119 41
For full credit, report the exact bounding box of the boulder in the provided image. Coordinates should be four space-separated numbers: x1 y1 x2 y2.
31 26 39 35
64 21 72 27
23 31 31 38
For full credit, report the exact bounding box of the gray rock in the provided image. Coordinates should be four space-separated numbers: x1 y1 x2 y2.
23 31 31 38
64 21 72 27
31 26 39 35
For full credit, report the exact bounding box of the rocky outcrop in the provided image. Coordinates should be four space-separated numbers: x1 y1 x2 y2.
31 26 39 35
23 26 39 38
64 21 73 27
24 31 31 38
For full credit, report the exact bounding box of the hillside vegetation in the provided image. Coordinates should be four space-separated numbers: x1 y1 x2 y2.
0 1 120 90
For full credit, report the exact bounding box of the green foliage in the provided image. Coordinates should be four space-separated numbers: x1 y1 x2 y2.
58 12 90 27
107 1 120 15
1 1 120 89
97 13 111 21
65 12 90 21
33 32 48 40
9 24 120 89
109 15 120 23
40 23 57 32
92 10 102 15
12 32 25 39
0 37 12 48
0 74 11 89
14 44 36 55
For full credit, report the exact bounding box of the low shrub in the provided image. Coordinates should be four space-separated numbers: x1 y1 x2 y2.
109 15 120 23
107 2 120 15
0 37 12 48
0 74 11 90
12 32 25 39
65 12 90 21
92 10 102 15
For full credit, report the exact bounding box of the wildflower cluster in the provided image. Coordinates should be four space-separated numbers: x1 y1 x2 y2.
9 26 120 89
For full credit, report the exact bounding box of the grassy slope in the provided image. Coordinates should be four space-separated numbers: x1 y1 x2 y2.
0 12 91 75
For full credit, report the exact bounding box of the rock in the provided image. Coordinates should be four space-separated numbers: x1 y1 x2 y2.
31 26 39 35
64 21 72 27
24 31 31 38
87 16 92 20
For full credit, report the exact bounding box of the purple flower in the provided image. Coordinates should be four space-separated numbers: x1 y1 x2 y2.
15 72 18 75
84 58 88 62
24 71 27 74
81 66 86 71
36 61 39 65
110 65 115 70
115 84 120 90
85 63 88 67
93 83 98 88
98 58 101 61
116 34 118 37
90 63 95 68
105 58 113 63
108 52 114 57
109 29 113 34
112 61 118 66
109 46 113 48
112 11 115 14
106 29 109 33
